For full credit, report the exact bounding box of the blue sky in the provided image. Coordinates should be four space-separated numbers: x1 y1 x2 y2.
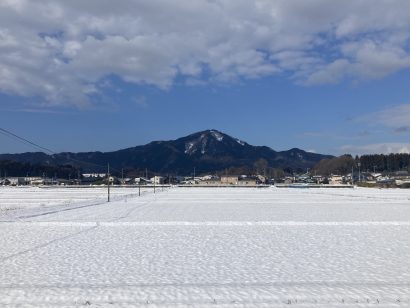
1 1 410 155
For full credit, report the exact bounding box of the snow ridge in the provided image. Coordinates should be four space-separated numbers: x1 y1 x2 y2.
184 142 195 154
210 130 223 141
236 138 245 146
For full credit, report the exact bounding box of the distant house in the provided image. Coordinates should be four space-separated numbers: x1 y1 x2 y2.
5 177 47 185
329 175 343 185
200 175 215 181
255 175 267 184
173 176 185 184
220 176 239 185
377 177 395 184
5 177 26 186
29 178 45 185
196 175 218 185
312 175 325 184
135 177 152 185
296 173 310 183
121 178 134 185
371 173 383 180
391 171 410 183
25 177 43 185
361 172 376 181
284 176 294 184
80 176 101 185
395 178 410 186
82 173 107 178
150 176 165 185
181 179 197 185
394 171 410 177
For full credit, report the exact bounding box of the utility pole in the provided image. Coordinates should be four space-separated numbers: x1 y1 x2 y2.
121 168 124 185
352 166 354 185
139 181 141 196
193 167 196 182
107 163 110 202
153 175 156 193
358 162 361 183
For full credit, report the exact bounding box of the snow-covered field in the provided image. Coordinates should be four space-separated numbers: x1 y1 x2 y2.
0 186 152 212
1 187 410 307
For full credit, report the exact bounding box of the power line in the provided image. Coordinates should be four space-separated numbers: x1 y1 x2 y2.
0 129 35 150
0 127 55 154
0 127 122 173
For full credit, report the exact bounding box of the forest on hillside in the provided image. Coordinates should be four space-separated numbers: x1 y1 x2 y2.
313 153 410 176
0 160 79 178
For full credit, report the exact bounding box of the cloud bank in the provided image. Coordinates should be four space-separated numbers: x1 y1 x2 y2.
341 143 410 155
1 0 410 106
361 104 410 131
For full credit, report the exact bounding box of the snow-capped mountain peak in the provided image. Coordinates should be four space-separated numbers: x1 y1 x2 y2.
183 129 241 156
210 130 223 141
0 129 333 174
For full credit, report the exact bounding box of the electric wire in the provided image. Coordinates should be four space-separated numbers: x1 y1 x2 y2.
0 127 122 173
0 128 55 154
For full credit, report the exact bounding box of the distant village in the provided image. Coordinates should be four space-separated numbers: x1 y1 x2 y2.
2 170 410 188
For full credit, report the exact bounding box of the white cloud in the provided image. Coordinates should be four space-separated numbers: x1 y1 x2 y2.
1 0 410 106
360 104 410 131
341 143 410 155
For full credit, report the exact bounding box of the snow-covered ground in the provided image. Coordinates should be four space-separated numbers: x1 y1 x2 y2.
1 187 410 307
0 186 152 212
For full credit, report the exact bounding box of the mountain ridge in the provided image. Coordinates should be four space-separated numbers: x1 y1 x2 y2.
0 129 333 174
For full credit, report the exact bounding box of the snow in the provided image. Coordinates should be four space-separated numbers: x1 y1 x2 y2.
185 132 213 155
236 138 245 146
2 187 410 307
0 186 151 212
201 136 207 154
184 142 195 154
210 130 223 141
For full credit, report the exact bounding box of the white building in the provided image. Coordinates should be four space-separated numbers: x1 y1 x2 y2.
329 175 343 185
150 176 165 184
82 173 107 178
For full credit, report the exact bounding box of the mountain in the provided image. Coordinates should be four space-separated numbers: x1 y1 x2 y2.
0 159 78 178
0 129 333 175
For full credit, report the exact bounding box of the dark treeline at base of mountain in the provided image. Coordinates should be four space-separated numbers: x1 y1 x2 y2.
0 160 79 178
1 153 410 179
0 159 287 179
312 153 410 176
0 159 303 179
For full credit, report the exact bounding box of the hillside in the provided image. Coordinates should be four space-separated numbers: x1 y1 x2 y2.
0 130 333 174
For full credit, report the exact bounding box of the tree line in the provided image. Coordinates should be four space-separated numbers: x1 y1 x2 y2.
2 153 410 179
360 153 410 172
0 160 79 179
312 153 410 176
